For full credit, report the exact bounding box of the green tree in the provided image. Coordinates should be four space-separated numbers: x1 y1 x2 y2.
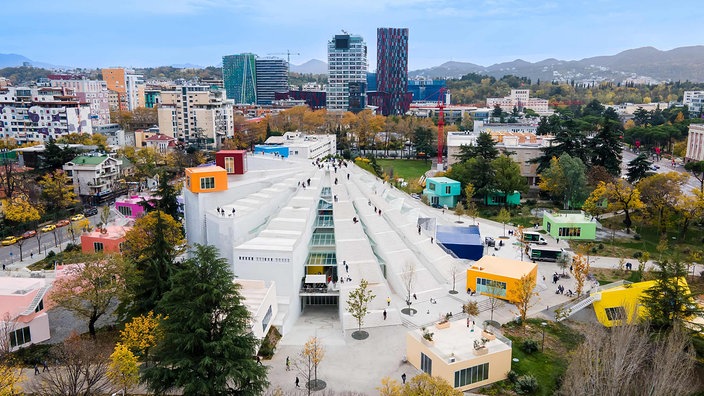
589 108 623 176
533 118 589 173
626 153 653 184
497 207 511 236
491 155 527 205
346 279 376 336
454 132 498 163
684 160 704 192
121 211 184 319
39 137 78 171
39 169 78 210
640 260 702 331
539 153 588 209
412 126 435 158
454 202 465 222
142 244 268 395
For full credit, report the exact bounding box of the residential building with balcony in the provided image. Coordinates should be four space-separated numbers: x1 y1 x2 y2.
48 75 110 126
63 155 122 205
684 91 704 116
0 86 93 144
157 85 234 147
144 133 177 153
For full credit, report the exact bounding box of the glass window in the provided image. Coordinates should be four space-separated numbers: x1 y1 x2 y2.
94 242 104 252
445 186 451 194
454 362 489 387
10 326 31 348
420 352 432 375
200 176 215 189
224 157 234 173
117 206 132 217
605 306 626 321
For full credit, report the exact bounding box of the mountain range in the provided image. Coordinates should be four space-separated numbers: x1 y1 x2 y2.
408 46 704 83
2 46 704 82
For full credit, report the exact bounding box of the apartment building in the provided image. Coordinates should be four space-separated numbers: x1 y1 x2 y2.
63 154 122 204
486 89 550 114
0 86 92 144
157 85 234 147
327 33 368 111
48 75 110 126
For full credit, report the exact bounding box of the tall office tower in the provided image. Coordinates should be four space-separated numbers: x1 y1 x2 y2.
222 54 257 104
255 58 288 105
376 27 410 116
327 33 367 111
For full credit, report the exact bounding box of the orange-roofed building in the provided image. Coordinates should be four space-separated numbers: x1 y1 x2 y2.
185 166 228 193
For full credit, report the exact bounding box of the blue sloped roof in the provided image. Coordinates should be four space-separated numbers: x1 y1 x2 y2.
436 225 482 246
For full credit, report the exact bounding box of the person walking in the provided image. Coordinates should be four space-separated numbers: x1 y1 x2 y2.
401 373 407 384
34 363 39 375
383 309 387 320
42 360 49 372
286 356 290 371
295 377 300 387
387 297 391 306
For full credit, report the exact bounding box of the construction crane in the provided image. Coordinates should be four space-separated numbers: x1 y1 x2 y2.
436 87 448 171
267 50 301 69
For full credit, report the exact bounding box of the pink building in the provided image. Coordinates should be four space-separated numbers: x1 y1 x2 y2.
115 195 155 219
0 277 51 351
81 224 132 254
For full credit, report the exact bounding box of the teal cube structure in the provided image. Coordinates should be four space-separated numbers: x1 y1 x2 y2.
423 177 461 208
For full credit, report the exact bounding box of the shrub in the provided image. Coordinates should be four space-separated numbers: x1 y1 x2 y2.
598 243 604 249
633 234 641 240
515 374 539 394
64 243 81 253
506 370 519 383
632 251 642 259
521 339 539 354
47 250 56 258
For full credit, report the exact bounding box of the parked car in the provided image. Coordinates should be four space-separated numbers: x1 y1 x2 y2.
411 193 421 200
1 236 19 246
83 207 98 217
70 214 85 221
41 224 56 232
21 230 37 239
55 220 70 227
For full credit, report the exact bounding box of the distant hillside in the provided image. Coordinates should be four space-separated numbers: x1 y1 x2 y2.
409 46 704 83
291 59 327 74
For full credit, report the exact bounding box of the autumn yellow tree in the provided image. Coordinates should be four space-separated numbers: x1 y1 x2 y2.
108 343 139 395
39 169 77 210
514 273 537 322
377 376 403 396
122 211 184 264
3 195 41 223
68 218 91 243
636 172 688 234
572 253 590 297
584 180 645 233
295 336 326 391
675 189 704 238
120 311 163 362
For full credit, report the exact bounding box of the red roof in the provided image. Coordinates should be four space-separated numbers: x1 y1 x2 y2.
145 134 176 142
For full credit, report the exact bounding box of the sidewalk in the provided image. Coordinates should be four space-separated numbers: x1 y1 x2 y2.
1 240 76 279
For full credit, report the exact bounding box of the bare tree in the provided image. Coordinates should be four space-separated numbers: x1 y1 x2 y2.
449 263 463 294
559 323 697 396
29 334 114 396
0 314 23 395
482 283 505 322
401 262 416 315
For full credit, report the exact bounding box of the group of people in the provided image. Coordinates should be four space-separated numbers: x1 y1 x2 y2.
555 284 574 296
216 207 235 216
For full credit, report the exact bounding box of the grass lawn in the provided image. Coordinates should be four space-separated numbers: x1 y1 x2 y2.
481 319 583 396
375 159 430 181
575 214 704 261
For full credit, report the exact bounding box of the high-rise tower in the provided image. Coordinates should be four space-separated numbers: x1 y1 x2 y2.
326 34 367 112
376 28 410 116
222 54 257 104
255 58 288 105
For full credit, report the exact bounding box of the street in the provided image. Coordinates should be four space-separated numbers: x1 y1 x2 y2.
0 212 104 268
621 149 701 193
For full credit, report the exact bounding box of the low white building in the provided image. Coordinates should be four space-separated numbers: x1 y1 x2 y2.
235 279 278 340
684 91 704 116
486 89 549 115
262 132 337 159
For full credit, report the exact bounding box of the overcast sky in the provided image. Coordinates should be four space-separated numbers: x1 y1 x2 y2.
2 0 700 71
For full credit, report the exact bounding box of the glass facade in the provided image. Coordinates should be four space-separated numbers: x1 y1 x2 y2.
376 28 410 115
222 54 257 104
255 58 288 105
454 362 489 387
327 34 368 111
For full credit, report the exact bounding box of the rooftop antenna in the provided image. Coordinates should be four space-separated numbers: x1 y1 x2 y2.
341 29 348 35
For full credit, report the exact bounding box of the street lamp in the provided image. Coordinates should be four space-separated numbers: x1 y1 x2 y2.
541 322 547 352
